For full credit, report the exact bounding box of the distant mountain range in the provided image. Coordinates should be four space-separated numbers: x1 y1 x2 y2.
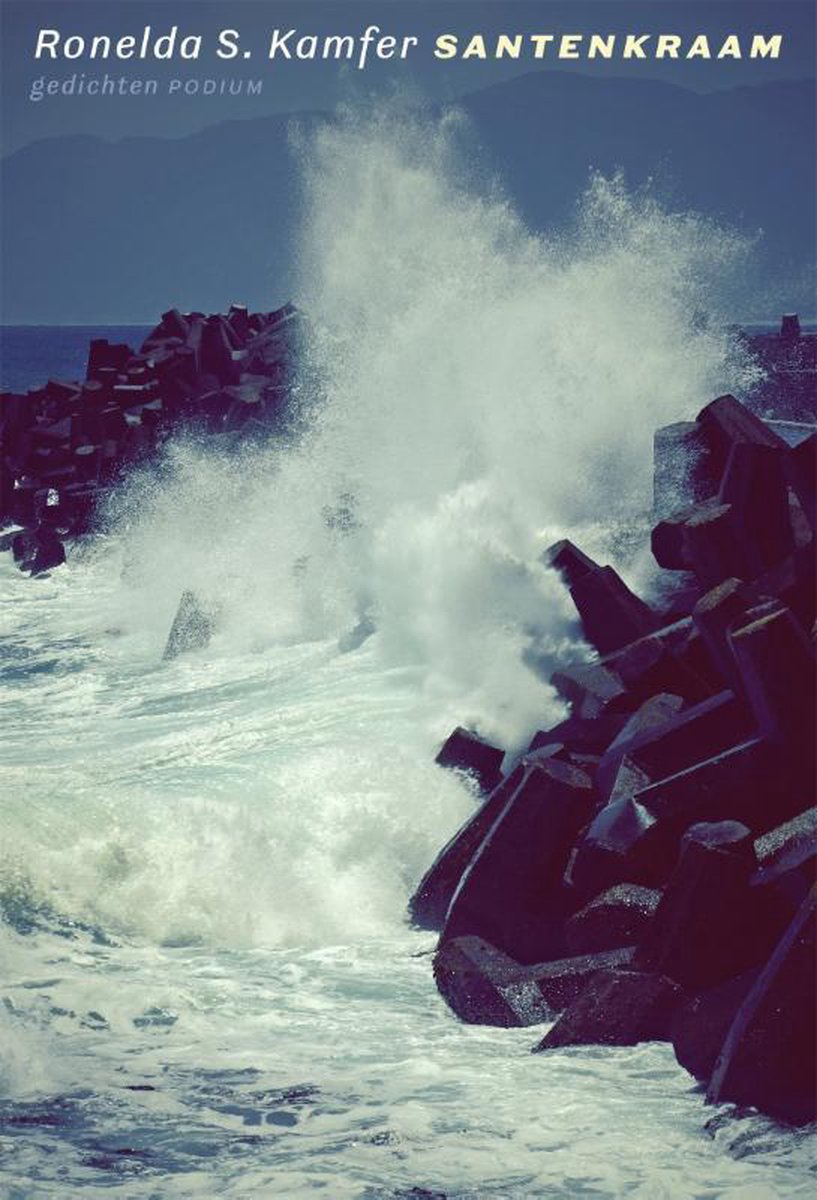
2 72 814 324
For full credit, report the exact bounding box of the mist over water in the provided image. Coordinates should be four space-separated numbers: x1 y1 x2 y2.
4 103 805 1199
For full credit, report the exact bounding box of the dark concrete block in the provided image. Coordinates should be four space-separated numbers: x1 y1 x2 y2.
201 316 242 384
696 394 787 475
754 539 816 633
565 884 661 956
13 526 66 575
98 406 128 442
542 539 598 588
751 808 817 923
86 339 132 381
636 737 799 837
671 971 759 1084
160 309 191 341
79 380 107 409
692 579 755 694
112 383 159 408
227 304 252 341
607 632 712 705
434 727 505 793
409 766 524 931
718 441 794 574
44 379 81 406
635 821 760 989
570 740 783 905
707 886 817 1125
653 496 763 589
528 713 628 757
533 968 683 1049
433 935 633 1027
652 500 714 571
550 661 628 719
595 693 685 803
681 502 750 589
729 605 817 751
568 794 664 900
433 935 550 1026
569 564 659 655
443 760 596 963
602 615 721 694
625 690 753 789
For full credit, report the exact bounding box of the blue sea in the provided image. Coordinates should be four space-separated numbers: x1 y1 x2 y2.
0 326 151 393
1 112 814 1198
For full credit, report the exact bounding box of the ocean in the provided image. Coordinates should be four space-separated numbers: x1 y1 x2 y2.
1 110 814 1197
0 327 152 395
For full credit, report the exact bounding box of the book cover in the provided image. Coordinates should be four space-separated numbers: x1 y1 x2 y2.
1 1 815 1195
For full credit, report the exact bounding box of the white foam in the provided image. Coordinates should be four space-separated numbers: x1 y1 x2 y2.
2 102 757 951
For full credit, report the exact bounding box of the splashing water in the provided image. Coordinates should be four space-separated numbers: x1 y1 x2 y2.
3 103 805 1200
107 105 755 741
3 102 759 949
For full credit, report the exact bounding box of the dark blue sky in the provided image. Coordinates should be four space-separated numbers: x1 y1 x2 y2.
2 0 815 153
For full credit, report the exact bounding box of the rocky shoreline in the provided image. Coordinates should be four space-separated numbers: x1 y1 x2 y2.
0 303 300 572
1 308 814 1128
414 320 816 1128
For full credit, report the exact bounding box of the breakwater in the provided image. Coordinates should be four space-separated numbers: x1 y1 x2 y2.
1 303 300 571
1 307 814 1130
414 323 816 1126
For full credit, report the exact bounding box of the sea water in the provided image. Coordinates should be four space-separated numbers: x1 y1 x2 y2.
1 105 814 1197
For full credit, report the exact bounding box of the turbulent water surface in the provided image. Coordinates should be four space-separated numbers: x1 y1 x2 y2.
1 106 814 1197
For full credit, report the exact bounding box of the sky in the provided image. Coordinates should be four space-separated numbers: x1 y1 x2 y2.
2 0 815 154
